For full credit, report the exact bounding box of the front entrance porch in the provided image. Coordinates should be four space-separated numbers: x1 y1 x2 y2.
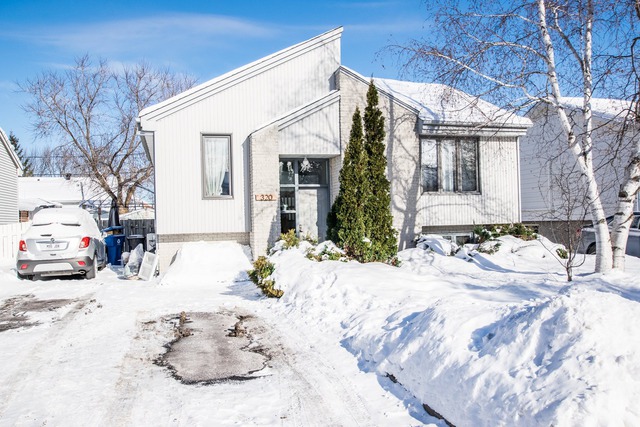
279 158 330 241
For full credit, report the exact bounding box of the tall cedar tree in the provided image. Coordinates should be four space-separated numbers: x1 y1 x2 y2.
363 81 397 261
327 107 370 260
8 132 33 176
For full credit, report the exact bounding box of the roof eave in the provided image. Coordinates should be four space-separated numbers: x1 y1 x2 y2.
0 127 24 172
421 120 532 137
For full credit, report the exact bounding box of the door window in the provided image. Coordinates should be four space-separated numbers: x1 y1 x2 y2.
279 158 329 240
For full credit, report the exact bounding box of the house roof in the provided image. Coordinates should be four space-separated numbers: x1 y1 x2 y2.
340 66 532 129
0 127 24 172
374 78 532 128
558 97 634 121
138 27 343 122
18 177 111 208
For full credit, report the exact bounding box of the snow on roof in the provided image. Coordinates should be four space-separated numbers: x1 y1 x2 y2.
18 198 61 211
120 208 155 220
18 177 110 207
371 76 532 128
560 97 634 121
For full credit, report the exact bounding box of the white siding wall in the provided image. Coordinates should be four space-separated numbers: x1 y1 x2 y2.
520 112 556 218
420 136 521 226
141 32 341 237
0 142 19 225
520 105 634 222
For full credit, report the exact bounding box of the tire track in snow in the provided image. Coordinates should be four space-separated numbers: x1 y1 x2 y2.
0 295 94 420
253 318 374 427
104 311 156 426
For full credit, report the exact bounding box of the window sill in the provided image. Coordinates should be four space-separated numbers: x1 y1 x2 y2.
422 191 482 196
203 196 234 200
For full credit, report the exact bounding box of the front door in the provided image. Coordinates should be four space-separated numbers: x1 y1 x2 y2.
279 158 329 241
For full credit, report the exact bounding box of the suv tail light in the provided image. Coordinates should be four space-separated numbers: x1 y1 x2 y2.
79 237 91 249
19 240 27 252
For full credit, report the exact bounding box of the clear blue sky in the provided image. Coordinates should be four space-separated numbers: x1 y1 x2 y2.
0 0 428 150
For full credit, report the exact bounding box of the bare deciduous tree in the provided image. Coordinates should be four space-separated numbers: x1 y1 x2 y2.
393 0 639 272
21 56 196 210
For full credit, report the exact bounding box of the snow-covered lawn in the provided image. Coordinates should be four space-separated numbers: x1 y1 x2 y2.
1 237 639 426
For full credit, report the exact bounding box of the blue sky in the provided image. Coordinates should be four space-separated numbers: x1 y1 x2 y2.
0 0 427 150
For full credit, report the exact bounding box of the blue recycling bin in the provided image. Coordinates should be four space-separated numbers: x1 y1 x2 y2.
103 226 125 265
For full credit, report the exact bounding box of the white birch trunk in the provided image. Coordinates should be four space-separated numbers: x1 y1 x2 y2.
537 0 612 273
611 140 640 270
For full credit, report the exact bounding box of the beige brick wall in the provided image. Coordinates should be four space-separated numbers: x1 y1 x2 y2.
249 125 281 256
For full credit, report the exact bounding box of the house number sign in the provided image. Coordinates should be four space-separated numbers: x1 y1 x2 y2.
255 194 276 201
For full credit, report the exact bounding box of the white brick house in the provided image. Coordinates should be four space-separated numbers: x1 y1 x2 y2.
138 28 532 270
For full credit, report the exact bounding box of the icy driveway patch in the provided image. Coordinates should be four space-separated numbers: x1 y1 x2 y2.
0 294 85 332
157 310 270 384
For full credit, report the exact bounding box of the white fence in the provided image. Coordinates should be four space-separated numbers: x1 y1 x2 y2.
0 222 30 260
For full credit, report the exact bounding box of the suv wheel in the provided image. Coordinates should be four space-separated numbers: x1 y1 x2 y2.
586 243 597 254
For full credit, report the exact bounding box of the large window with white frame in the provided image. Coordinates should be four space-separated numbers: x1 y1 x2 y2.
421 137 479 193
202 134 232 198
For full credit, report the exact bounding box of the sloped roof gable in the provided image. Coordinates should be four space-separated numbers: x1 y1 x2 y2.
139 27 343 122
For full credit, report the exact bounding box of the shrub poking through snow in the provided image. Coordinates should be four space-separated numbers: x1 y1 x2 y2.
477 240 502 255
305 241 347 262
301 233 318 245
280 229 300 249
415 235 459 256
248 256 283 298
474 223 537 243
556 247 569 259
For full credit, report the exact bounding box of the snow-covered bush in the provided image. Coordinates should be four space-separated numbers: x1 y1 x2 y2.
248 256 283 298
474 223 537 243
305 240 347 262
415 234 459 256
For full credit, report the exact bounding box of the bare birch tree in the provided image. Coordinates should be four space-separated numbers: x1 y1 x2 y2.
21 56 195 210
393 0 638 272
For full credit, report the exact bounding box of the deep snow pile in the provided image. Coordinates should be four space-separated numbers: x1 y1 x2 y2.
264 236 640 427
160 241 252 286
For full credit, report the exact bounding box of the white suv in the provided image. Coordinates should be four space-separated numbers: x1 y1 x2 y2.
16 207 107 280
579 212 640 257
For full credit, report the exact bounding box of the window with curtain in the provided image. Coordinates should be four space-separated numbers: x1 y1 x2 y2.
202 135 231 198
421 137 479 193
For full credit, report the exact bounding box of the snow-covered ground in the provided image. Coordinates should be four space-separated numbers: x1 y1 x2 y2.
1 237 639 426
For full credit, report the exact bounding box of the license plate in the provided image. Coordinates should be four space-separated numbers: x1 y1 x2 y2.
44 243 63 250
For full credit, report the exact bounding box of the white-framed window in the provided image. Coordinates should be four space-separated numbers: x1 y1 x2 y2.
421 137 479 193
202 134 232 198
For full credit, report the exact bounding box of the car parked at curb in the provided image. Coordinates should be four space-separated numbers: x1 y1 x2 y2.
578 212 640 257
16 207 107 280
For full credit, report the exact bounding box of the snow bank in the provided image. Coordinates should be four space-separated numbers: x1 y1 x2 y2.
266 239 640 426
160 242 252 286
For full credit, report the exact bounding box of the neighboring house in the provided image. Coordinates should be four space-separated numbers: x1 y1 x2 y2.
137 28 532 270
0 127 23 224
520 98 640 241
18 176 112 221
